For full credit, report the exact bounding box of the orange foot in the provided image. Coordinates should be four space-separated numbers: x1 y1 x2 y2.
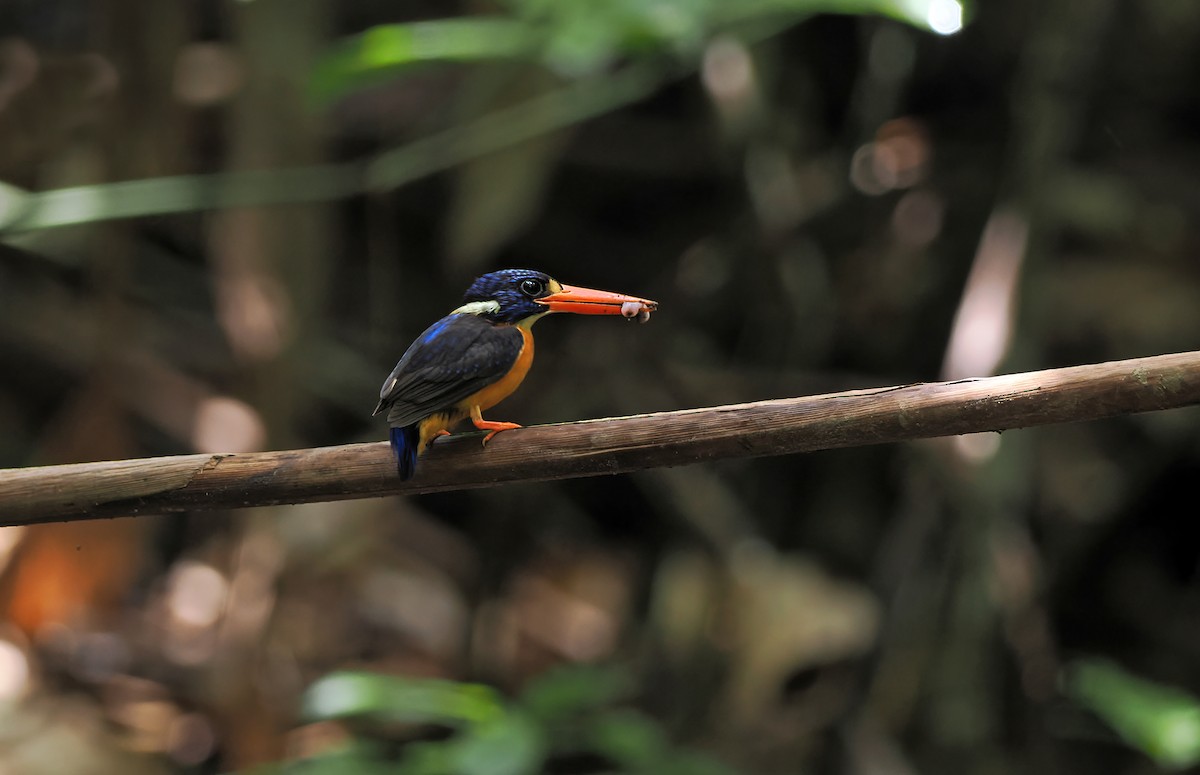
470 407 521 445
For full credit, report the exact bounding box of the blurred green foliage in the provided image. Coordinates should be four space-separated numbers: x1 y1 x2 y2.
312 0 965 101
0 0 965 232
1066 660 1200 771
277 666 731 774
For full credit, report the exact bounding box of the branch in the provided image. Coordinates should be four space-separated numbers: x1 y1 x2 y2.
3 350 1199 525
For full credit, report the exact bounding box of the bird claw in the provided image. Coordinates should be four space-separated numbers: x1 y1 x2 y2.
423 428 453 450
475 421 522 445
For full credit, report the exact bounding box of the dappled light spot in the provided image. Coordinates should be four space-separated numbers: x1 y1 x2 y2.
167 561 229 630
215 272 290 361
702 36 754 107
0 526 25 576
106 676 187 755
953 432 1001 462
161 561 228 666
939 207 1027 469
850 118 930 195
942 208 1029 382
515 575 617 662
174 43 243 106
167 712 218 766
703 34 763 145
192 396 266 453
0 637 31 700
926 0 965 35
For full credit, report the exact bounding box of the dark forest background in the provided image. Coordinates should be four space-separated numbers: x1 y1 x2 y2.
1 0 1199 773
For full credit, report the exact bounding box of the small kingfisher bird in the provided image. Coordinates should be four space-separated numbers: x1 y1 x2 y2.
374 268 658 479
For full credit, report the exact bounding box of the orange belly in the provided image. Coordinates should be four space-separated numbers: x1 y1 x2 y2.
465 326 534 412
416 326 534 451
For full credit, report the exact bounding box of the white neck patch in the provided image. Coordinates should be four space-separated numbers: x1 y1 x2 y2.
452 299 502 316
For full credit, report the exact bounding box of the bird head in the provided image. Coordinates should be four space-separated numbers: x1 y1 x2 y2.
455 269 657 326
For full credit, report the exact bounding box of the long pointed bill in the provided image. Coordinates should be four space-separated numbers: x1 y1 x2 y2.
535 283 659 321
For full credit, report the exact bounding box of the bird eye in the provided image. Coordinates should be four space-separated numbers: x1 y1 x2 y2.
519 278 544 297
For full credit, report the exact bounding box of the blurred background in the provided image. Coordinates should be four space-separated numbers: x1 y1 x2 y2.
1 0 1200 773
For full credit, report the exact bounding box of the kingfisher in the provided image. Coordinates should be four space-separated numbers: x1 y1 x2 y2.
374 268 658 479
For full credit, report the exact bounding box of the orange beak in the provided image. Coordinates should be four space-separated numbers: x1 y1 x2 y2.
535 283 659 318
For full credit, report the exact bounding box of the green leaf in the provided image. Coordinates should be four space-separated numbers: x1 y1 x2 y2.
711 0 966 35
396 741 456 775
0 182 32 231
303 671 506 727
586 710 671 768
652 750 738 775
449 710 547 775
312 0 967 102
519 664 634 722
1066 659 1200 771
311 19 538 101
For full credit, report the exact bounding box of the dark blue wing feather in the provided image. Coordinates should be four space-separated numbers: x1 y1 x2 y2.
374 314 524 428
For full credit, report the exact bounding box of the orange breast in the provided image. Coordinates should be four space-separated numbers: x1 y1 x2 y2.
460 325 534 413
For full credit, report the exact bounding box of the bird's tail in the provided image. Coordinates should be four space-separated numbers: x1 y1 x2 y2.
390 425 420 480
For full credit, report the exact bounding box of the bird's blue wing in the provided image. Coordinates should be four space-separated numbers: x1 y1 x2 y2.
374 314 525 428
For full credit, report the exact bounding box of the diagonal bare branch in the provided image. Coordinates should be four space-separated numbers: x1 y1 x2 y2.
2 350 1199 525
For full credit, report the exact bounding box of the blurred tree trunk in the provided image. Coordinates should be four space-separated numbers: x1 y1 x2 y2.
922 0 1120 772
206 0 334 766
213 0 334 447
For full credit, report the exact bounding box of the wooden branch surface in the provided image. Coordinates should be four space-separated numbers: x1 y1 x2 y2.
3 350 1200 525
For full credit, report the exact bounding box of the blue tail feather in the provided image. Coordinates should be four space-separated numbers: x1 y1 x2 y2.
390 425 420 480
